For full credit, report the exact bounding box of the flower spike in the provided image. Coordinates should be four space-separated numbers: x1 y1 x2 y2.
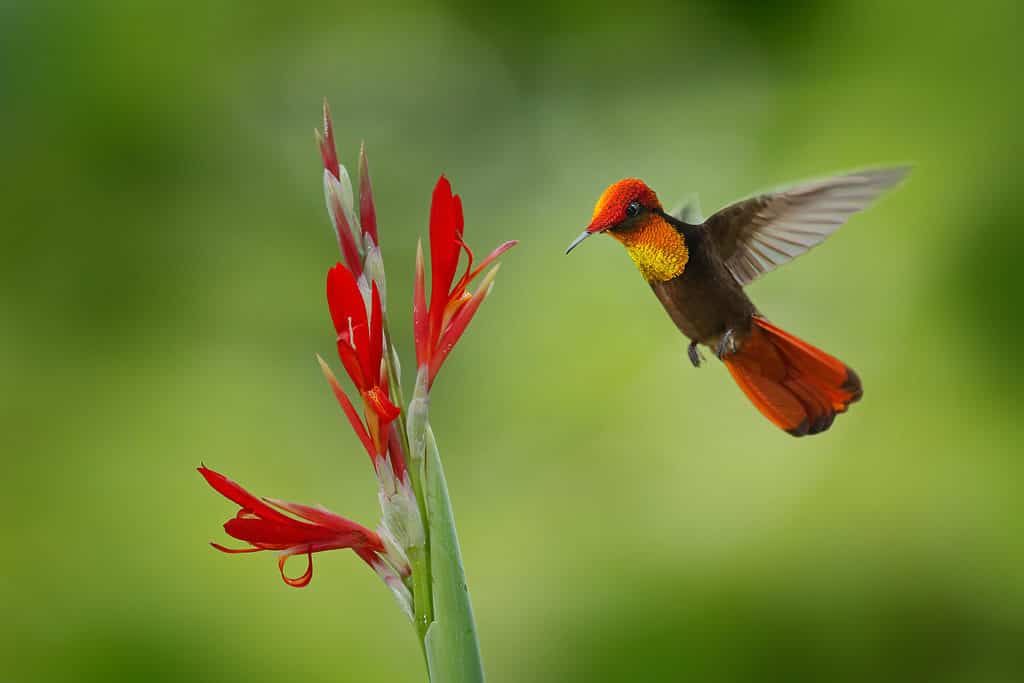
200 114 513 663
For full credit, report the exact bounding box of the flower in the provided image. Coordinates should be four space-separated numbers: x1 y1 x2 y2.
320 263 422 553
413 176 517 389
316 100 379 277
325 263 400 458
198 465 410 596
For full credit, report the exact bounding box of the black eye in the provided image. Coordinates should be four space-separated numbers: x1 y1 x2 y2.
625 200 641 218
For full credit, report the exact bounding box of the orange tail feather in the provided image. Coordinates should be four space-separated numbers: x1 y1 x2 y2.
723 317 862 436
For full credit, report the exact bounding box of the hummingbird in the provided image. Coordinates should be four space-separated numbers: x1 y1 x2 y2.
566 168 908 436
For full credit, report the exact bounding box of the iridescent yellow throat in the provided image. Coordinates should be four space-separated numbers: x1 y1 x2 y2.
610 215 689 282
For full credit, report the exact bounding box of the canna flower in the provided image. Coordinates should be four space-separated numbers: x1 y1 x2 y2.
413 176 516 389
326 263 400 457
198 465 410 606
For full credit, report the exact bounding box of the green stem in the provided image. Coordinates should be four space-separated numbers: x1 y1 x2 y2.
423 424 485 683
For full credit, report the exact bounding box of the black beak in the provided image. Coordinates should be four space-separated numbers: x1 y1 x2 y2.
565 230 594 255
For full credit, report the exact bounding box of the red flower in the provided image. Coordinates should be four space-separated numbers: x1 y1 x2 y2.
325 263 401 459
413 176 516 388
199 466 387 588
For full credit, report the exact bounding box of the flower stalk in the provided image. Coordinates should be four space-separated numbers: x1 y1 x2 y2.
198 100 515 683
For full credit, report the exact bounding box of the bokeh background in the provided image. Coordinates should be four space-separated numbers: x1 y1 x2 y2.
3 0 1023 681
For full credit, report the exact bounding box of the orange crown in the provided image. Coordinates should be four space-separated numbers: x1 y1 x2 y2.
587 178 662 233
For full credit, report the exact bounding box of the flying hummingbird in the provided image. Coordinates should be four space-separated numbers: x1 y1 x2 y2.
566 168 908 436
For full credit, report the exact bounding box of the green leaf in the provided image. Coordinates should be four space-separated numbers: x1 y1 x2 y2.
423 425 485 683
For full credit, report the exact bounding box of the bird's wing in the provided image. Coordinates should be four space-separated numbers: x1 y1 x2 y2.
669 193 704 224
705 167 910 286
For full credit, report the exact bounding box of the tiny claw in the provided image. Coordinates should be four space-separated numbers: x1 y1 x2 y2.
688 340 704 368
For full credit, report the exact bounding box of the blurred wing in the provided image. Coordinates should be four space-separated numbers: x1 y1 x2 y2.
705 167 910 285
669 193 704 224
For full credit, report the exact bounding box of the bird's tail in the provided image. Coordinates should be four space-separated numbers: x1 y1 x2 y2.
723 316 862 436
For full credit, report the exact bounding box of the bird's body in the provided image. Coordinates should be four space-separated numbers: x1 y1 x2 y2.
567 168 908 436
644 218 755 352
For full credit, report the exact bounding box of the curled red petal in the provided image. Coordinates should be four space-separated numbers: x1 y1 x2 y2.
413 240 428 368
198 467 295 526
279 551 314 588
317 355 375 459
211 542 263 554
359 142 378 245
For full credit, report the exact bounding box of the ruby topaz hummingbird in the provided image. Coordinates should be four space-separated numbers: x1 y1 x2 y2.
566 168 908 436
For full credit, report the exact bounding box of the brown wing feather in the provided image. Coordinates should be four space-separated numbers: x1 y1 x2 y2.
704 167 910 285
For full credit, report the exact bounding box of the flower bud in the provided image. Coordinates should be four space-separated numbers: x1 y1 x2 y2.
363 240 387 307
406 366 430 462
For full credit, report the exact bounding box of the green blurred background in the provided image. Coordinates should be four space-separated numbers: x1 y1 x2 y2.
3 0 1023 681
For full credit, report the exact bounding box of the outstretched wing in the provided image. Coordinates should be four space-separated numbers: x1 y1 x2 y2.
705 167 910 285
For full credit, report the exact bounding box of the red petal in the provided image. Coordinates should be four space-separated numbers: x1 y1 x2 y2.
387 423 408 481
359 142 378 245
211 542 263 554
317 356 375 459
318 99 339 179
467 240 517 282
453 192 465 241
369 282 384 377
428 176 460 340
265 499 382 548
364 385 401 422
326 263 368 340
279 551 314 588
224 517 340 547
428 266 497 387
327 264 373 384
413 240 428 367
335 336 367 390
198 467 295 526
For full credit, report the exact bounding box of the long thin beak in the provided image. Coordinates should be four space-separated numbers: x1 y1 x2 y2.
565 230 594 255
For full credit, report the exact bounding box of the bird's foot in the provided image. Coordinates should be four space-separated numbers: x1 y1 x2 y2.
716 329 739 360
687 340 704 368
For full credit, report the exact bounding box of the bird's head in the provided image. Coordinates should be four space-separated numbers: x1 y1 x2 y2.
566 178 689 282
